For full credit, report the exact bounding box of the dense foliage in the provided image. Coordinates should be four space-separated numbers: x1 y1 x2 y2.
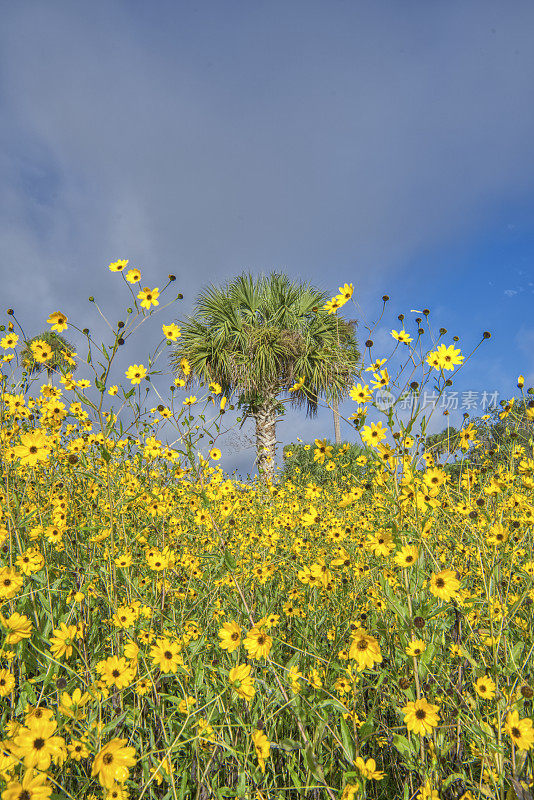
0 264 533 800
281 441 373 485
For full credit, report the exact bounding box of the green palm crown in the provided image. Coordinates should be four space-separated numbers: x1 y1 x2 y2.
170 271 360 481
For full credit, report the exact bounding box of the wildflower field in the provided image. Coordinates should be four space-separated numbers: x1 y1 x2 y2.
1 265 533 800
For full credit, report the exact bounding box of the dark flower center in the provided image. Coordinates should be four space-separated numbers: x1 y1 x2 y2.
357 639 368 651
103 753 114 764
435 578 445 588
33 737 45 750
164 651 172 660
415 710 426 720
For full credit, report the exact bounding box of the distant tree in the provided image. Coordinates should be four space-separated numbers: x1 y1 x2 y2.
20 331 77 385
466 397 534 467
424 426 461 461
426 397 534 472
281 440 373 485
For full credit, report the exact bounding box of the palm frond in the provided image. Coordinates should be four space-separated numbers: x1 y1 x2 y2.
169 270 360 417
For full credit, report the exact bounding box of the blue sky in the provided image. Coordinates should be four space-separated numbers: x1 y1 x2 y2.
2 0 534 478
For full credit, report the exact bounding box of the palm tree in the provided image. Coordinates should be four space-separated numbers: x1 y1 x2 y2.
170 271 360 482
20 331 77 386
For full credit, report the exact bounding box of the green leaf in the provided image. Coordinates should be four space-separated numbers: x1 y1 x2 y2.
223 552 237 571
277 739 302 752
419 642 437 667
178 771 188 800
358 714 374 742
305 744 325 782
511 640 525 665
339 715 354 762
22 680 37 705
236 772 247 797
160 694 184 704
392 734 413 758
312 715 328 749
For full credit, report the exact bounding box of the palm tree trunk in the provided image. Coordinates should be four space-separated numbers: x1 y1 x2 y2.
254 389 278 483
333 397 341 445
